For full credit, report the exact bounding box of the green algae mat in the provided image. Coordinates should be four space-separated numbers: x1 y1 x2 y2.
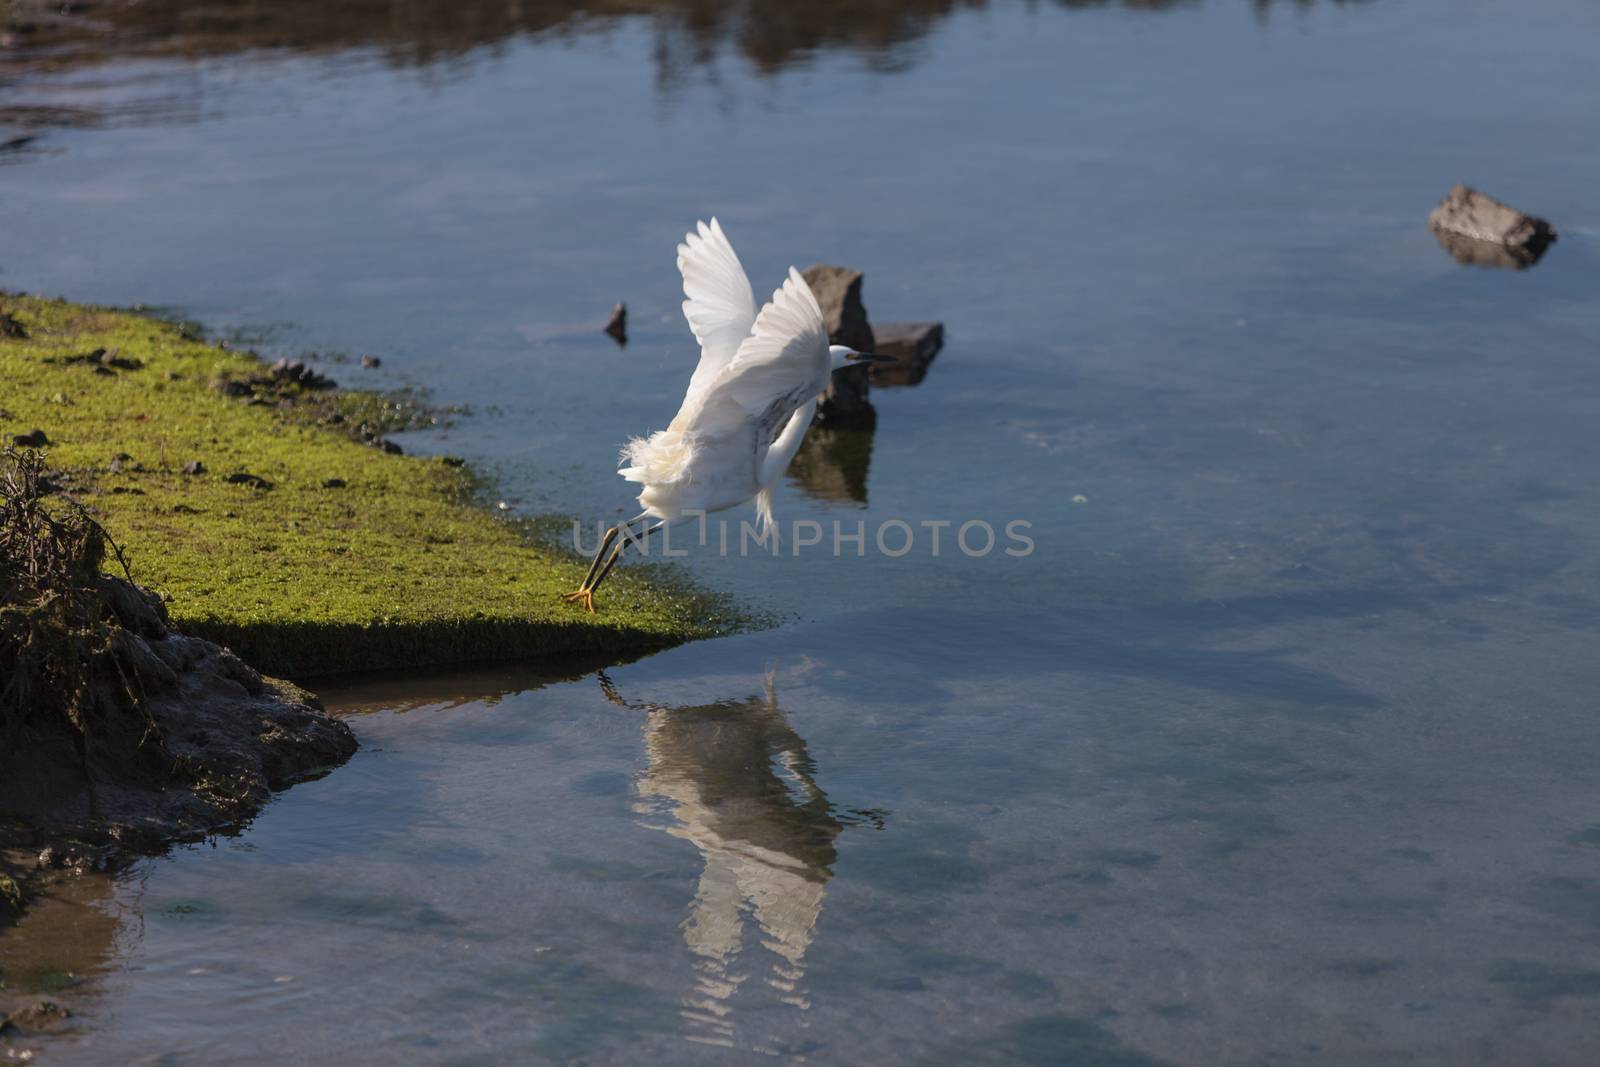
0 295 731 677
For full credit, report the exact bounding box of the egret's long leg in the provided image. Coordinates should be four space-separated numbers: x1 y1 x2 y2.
588 521 664 598
562 513 651 613
579 525 622 590
562 526 618 612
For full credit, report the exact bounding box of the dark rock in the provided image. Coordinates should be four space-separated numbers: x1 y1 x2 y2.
181 460 206 476
868 322 944 387
267 358 335 390
107 452 143 474
211 376 253 397
12 429 50 447
213 645 265 697
53 347 143 372
604 302 628 347
801 265 876 429
801 266 876 352
3 1000 72 1035
100 349 141 370
441 456 466 467
379 439 403 455
0 310 28 339
223 472 273 490
360 355 382 369
1428 185 1556 267
322 478 346 489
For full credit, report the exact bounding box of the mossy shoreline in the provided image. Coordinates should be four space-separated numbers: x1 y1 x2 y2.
0 294 735 678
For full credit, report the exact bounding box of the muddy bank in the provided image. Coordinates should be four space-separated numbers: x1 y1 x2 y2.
0 448 354 937
0 583 356 848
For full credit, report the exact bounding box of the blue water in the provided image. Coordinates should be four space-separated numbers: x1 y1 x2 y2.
3 1 1600 1062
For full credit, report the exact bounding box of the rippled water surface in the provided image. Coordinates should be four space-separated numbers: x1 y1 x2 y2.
4 0 1600 1062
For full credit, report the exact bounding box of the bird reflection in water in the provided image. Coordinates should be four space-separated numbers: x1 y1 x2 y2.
599 672 883 1050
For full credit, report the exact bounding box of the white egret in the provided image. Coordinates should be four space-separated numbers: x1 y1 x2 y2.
563 218 882 612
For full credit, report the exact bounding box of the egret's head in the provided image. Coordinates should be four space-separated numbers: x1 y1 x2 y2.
829 345 889 371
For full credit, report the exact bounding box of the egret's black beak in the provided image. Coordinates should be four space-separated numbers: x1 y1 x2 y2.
845 351 893 365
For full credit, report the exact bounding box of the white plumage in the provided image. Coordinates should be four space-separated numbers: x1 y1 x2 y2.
620 218 834 536
565 218 871 612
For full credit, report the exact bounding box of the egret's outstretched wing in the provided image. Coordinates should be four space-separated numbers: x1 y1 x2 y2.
624 268 827 534
678 218 757 403
700 267 830 422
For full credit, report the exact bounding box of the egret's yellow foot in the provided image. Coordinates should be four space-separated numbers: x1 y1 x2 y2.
561 588 597 614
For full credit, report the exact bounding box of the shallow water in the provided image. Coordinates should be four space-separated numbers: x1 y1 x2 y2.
4 0 1600 1062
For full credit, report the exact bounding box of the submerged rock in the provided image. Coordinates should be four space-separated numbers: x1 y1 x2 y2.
1428 185 1556 268
801 265 876 429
